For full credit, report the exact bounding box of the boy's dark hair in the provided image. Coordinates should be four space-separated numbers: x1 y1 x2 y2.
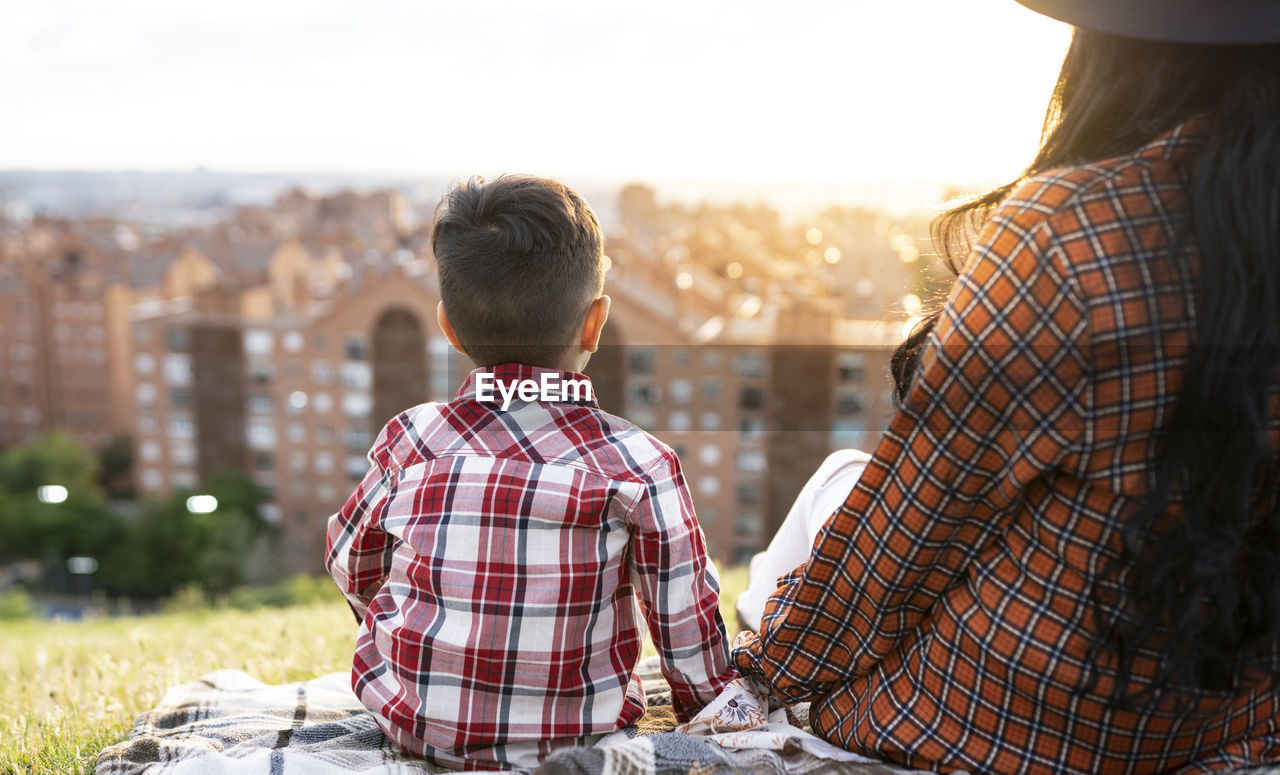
430 175 605 368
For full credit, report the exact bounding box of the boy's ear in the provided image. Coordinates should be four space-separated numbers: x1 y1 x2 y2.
436 301 468 356
580 295 611 353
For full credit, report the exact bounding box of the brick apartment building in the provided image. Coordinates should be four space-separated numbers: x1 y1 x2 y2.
0 187 918 574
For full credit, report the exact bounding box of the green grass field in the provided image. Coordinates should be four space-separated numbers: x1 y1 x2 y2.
0 566 748 775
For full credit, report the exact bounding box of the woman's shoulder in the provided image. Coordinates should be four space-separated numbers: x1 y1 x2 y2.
974 121 1201 280
997 121 1201 235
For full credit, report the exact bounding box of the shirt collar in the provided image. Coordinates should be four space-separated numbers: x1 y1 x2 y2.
1139 117 1206 163
457 362 599 409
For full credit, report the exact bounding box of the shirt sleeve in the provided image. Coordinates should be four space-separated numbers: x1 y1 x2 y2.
325 428 396 623
629 449 739 720
733 195 1090 702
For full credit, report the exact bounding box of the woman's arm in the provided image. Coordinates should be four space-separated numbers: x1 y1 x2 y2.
734 191 1090 702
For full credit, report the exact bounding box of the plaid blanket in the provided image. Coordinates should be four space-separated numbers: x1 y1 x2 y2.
96 658 933 775
94 663 1280 775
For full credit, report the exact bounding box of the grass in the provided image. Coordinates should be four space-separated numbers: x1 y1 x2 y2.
1 566 749 775
0 600 356 775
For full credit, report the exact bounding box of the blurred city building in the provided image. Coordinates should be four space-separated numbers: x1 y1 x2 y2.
0 184 926 573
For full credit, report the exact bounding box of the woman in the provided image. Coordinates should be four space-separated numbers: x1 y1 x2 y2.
732 2 1280 773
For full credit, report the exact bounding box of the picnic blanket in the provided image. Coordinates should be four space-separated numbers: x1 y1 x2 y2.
96 657 932 775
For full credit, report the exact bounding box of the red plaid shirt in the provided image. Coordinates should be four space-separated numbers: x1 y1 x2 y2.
327 363 735 771
735 122 1280 774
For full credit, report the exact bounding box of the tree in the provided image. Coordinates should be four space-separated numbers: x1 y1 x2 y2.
99 471 271 598
0 432 118 565
0 434 271 600
97 434 135 499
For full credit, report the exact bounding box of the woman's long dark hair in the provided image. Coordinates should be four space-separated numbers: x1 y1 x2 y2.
892 29 1280 704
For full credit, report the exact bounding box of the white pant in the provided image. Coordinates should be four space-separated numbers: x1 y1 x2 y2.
735 449 870 632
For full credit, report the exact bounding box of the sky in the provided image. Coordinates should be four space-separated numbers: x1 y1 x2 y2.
2 0 1072 186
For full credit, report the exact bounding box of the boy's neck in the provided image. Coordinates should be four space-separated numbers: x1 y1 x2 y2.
474 352 589 375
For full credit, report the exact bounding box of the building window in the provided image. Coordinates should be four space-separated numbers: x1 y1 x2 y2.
737 482 761 506
668 411 691 432
628 408 656 431
628 348 654 374
168 415 196 439
739 417 765 441
698 444 721 466
699 412 722 431
628 381 658 406
831 420 865 449
346 455 369 480
344 335 368 361
247 394 274 414
345 425 371 451
315 452 334 473
342 393 372 417
171 388 192 410
701 377 723 403
737 450 767 473
734 352 766 377
249 363 274 384
244 329 273 357
286 390 308 413
283 331 304 353
254 452 275 471
172 443 197 466
141 469 164 491
740 387 765 411
698 476 720 497
835 393 864 416
837 352 867 382
313 392 333 413
340 362 372 390
311 360 333 384
164 354 193 386
247 418 277 448
165 327 189 353
669 378 694 406
136 382 157 407
736 512 762 537
134 353 155 374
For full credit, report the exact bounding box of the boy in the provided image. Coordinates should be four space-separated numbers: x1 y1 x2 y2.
326 175 736 771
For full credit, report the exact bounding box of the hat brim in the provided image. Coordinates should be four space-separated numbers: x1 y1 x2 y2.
1015 0 1280 44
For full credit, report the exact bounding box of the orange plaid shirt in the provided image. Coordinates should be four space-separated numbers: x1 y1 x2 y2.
734 122 1280 775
